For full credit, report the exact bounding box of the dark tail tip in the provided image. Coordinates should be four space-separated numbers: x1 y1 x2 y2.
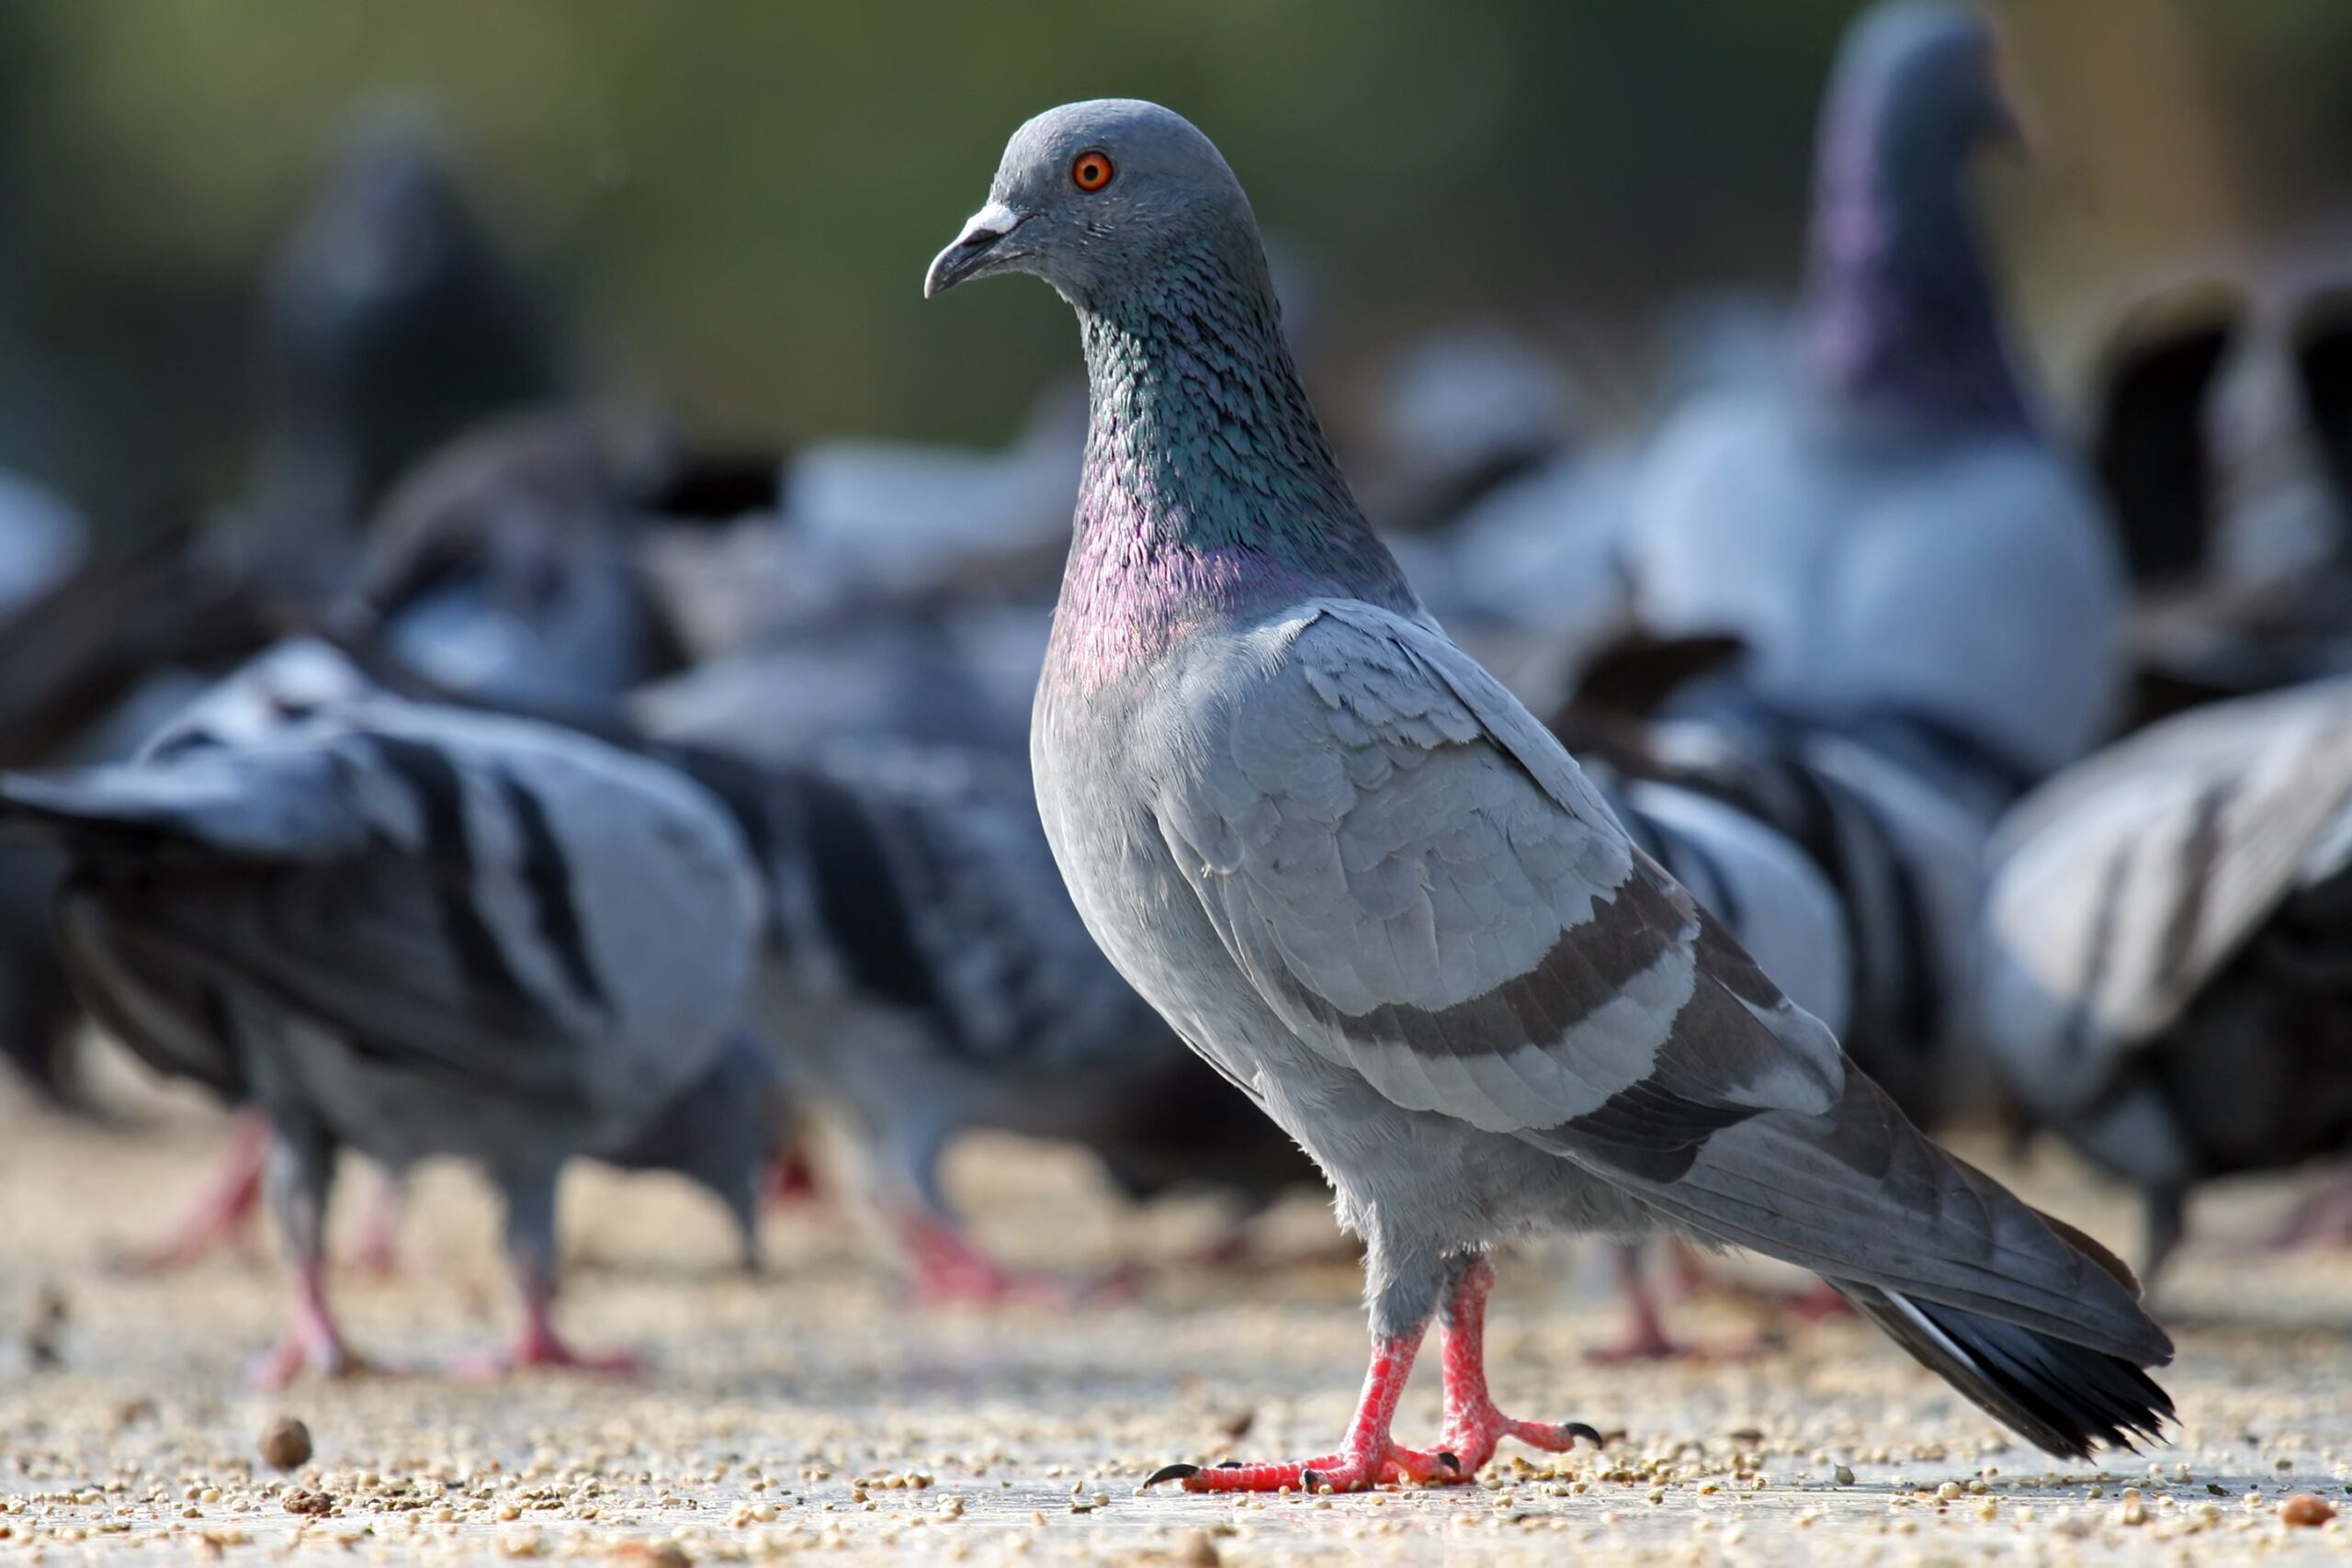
1843 1286 2174 1461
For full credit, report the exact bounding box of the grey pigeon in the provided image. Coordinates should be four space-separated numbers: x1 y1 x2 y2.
337 413 687 719
652 736 1316 1299
925 96 2172 1486
630 607 1045 764
248 104 560 581
1620 0 2125 818
2103 279 2352 728
1978 676 2352 1276
0 642 768 1382
1575 709 1990 1133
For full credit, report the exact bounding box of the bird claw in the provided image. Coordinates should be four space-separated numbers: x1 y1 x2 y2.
446 1332 645 1382
246 1336 375 1391
1143 1462 1201 1488
1434 1408 1603 1475
1167 1442 1464 1494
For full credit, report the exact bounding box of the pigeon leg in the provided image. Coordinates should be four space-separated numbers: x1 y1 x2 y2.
762 1145 821 1209
340 1163 404 1277
249 1121 365 1388
2261 1161 2352 1250
449 1166 641 1378
1148 1325 1465 1494
1589 1244 1774 1361
883 1126 1131 1303
1434 1256 1601 1472
115 1111 270 1273
899 1210 1133 1304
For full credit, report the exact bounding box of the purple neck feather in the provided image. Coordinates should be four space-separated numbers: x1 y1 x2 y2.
1050 237 1418 688
1799 69 2030 435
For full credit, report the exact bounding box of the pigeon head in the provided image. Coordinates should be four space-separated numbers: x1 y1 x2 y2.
924 99 1263 309
1832 0 2016 173
927 99 1418 675
1803 0 2030 432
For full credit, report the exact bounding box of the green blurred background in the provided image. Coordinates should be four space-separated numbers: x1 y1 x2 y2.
0 1 2346 525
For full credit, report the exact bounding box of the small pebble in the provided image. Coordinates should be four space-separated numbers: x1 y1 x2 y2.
2279 1494 2336 1528
259 1417 313 1472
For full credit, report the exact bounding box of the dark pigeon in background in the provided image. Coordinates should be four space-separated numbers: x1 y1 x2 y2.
926 96 2171 1489
642 732 1318 1300
336 412 691 720
0 642 769 1382
245 103 562 591
1620 0 2125 822
1979 676 2352 1276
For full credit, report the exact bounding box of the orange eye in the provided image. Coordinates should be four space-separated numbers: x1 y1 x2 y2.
1071 151 1115 192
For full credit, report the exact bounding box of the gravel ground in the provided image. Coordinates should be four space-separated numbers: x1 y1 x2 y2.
2 1071 2348 1565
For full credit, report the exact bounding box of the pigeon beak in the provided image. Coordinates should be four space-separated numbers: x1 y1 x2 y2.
924 201 1027 299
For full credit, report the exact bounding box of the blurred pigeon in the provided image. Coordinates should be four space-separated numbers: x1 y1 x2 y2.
1622 0 2125 818
337 413 688 718
1978 677 2352 1277
0 468 86 622
0 645 767 1382
1366 325 1585 536
1577 752 1858 1358
630 607 1045 763
2098 278 2352 728
2086 282 2244 594
927 96 2171 1485
655 737 1317 1300
245 104 561 596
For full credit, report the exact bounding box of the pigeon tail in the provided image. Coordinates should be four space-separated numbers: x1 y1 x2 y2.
1837 1281 2174 1460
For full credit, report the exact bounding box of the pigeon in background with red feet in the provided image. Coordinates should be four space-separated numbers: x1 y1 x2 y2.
0 642 772 1384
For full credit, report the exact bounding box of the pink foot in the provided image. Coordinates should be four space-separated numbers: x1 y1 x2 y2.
246 1269 373 1391
247 1334 375 1391
1151 1441 1464 1494
1146 1326 1487 1495
339 1177 403 1278
1434 1258 1601 1468
1589 1325 1720 1363
1775 1280 1856 1322
2256 1170 2352 1252
902 1213 1134 1306
1437 1408 1602 1475
1590 1246 1766 1362
113 1115 270 1275
447 1325 644 1381
763 1148 822 1210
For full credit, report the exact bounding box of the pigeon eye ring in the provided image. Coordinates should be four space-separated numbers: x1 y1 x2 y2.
1071 150 1115 191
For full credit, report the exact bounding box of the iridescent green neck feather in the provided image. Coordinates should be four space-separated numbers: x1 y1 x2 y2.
1054 231 1418 686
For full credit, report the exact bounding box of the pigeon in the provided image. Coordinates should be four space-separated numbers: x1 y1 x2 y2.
649 735 1317 1300
2098 279 2352 729
629 607 1044 764
1620 0 2126 819
0 643 768 1382
0 468 87 624
335 413 688 720
1575 753 1858 1358
925 96 2172 1487
2086 282 2244 595
1364 326 1586 536
246 103 561 583
1978 675 2352 1277
1563 701 1990 1132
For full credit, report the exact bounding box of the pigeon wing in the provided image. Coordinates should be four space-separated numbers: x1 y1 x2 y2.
1155 599 2165 1362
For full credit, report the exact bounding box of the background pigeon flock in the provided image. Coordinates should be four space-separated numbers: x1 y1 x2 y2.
2 0 2351 1556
